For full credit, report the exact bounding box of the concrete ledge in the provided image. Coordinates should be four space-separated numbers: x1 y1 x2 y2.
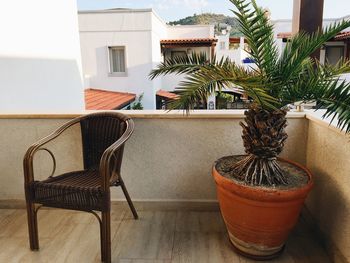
306 111 349 136
0 109 306 119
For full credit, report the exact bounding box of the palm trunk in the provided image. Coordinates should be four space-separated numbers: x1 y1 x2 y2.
232 106 288 186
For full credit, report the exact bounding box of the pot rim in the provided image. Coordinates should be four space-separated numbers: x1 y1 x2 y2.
212 155 314 202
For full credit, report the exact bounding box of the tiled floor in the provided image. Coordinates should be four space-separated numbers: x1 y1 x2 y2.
0 205 331 263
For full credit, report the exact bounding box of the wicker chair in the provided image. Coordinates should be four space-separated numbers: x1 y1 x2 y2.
23 112 138 263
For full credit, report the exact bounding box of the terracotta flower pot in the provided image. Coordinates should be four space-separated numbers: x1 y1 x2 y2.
212 156 313 260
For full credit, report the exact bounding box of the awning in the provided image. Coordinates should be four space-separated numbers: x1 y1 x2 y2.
85 88 136 110
160 38 217 48
229 38 247 44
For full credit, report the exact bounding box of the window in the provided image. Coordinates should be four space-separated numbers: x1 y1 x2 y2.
108 46 126 75
325 45 345 66
219 42 226 50
171 51 187 59
229 43 239 50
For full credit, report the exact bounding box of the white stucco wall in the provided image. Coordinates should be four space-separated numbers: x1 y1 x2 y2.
0 0 84 113
272 17 350 36
79 10 157 109
78 10 153 32
79 31 156 109
79 11 215 108
215 34 243 64
167 25 215 39
151 12 168 97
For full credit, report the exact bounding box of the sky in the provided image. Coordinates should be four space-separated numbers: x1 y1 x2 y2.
77 0 350 22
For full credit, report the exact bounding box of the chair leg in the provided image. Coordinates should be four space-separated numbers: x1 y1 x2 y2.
101 211 111 263
99 220 105 262
120 180 138 219
26 201 39 250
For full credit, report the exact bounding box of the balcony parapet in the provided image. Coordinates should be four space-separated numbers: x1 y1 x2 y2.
0 109 306 119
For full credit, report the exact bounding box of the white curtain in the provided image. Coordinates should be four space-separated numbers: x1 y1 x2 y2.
111 48 125 72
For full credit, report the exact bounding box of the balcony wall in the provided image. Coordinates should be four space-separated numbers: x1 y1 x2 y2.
0 110 307 201
305 114 350 262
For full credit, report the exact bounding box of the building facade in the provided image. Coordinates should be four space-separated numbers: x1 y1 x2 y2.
0 0 84 112
79 9 350 110
78 9 215 109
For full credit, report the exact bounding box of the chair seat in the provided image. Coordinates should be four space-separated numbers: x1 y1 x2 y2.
30 169 112 211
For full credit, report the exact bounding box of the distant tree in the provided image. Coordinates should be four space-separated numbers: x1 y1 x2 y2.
127 93 144 110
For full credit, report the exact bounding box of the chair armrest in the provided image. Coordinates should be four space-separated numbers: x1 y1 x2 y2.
99 118 135 191
23 118 81 186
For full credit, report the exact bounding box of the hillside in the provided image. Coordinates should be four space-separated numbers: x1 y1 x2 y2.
168 13 242 37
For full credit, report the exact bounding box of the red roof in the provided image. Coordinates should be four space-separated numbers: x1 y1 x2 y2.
229 38 247 44
277 32 292 39
85 88 136 110
334 31 350 40
160 38 217 47
156 90 179 100
161 38 217 44
277 31 350 40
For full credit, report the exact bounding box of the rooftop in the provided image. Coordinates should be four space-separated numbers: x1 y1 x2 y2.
334 31 350 40
78 8 153 14
277 31 350 39
160 38 217 44
156 89 179 100
84 89 136 110
160 38 217 49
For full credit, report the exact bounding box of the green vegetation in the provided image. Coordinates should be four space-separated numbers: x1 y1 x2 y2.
127 93 144 110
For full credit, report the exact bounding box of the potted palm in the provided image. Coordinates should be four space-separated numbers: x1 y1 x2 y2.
150 0 350 260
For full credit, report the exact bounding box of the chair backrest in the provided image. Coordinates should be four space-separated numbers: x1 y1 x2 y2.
79 112 131 172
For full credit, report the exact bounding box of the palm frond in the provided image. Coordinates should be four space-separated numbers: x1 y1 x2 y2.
149 52 211 80
280 58 350 102
279 58 350 132
319 58 350 78
317 80 350 132
169 64 277 111
277 20 350 82
229 0 278 75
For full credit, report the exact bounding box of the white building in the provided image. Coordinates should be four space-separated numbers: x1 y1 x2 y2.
78 9 350 110
0 0 84 113
273 16 350 65
78 9 216 109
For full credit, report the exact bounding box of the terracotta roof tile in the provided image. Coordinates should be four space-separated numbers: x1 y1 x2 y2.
277 32 292 39
229 38 247 43
160 38 217 45
156 90 179 100
334 31 350 40
85 88 136 110
277 31 350 40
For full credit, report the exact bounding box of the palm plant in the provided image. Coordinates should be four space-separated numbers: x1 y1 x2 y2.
150 0 350 186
